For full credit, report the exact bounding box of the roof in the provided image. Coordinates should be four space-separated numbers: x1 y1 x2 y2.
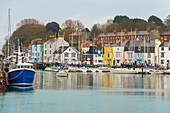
53 46 78 54
81 41 97 47
69 32 82 36
98 31 150 37
159 42 170 47
125 40 155 47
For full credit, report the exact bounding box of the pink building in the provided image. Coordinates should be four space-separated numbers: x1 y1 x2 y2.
124 51 134 65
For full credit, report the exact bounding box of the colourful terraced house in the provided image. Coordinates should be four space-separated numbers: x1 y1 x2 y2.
104 46 113 66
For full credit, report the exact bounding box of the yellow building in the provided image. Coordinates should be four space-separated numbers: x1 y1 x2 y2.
104 46 113 66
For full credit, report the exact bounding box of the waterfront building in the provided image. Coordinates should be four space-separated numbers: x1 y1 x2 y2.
68 32 82 44
94 29 152 44
112 42 126 66
53 46 79 64
81 41 97 53
93 48 104 65
160 32 170 42
124 41 135 65
31 39 44 63
43 39 54 63
159 42 170 66
83 53 93 65
104 45 113 66
51 36 69 62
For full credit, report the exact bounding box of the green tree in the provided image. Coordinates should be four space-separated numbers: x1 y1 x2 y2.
164 15 170 29
113 15 129 24
46 22 60 33
148 15 164 26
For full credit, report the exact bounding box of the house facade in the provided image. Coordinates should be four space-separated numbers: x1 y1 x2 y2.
159 42 170 66
104 46 113 66
93 48 104 65
54 46 79 64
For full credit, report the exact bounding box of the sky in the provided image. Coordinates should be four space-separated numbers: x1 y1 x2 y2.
0 0 170 48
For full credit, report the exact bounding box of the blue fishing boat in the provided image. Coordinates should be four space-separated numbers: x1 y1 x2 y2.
8 40 35 87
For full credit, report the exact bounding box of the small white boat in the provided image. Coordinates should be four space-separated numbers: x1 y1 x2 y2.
149 69 164 75
99 67 110 72
56 70 68 77
79 67 87 72
68 67 77 72
110 68 137 74
44 67 53 71
164 69 170 75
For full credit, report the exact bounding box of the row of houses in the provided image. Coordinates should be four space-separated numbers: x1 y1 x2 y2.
16 30 169 67
93 39 170 66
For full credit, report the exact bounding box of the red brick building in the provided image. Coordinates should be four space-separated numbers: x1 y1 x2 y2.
160 32 170 42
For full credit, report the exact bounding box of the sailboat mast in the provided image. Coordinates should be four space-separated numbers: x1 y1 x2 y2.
121 30 122 64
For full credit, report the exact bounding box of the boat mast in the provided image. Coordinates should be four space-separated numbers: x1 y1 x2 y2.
120 30 122 65
71 32 73 65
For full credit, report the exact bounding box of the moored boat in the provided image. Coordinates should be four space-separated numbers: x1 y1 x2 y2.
56 70 68 77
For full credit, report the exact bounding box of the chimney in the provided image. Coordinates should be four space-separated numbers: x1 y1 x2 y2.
113 29 116 33
147 27 150 32
124 28 127 33
104 29 106 34
135 28 138 31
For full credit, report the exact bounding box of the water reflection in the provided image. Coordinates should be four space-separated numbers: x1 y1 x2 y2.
35 70 170 97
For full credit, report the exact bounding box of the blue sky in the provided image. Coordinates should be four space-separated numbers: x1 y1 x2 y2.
0 0 170 47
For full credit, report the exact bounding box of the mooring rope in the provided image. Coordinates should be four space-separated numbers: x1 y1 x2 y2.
8 69 24 80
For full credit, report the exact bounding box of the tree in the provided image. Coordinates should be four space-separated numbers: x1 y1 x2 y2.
61 19 84 32
59 28 73 42
164 15 170 27
46 22 60 33
16 18 40 27
106 23 120 33
148 15 164 26
113 15 129 24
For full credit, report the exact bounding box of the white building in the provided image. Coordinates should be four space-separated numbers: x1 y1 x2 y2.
44 36 69 63
159 42 170 66
54 46 79 64
93 48 104 65
112 42 125 66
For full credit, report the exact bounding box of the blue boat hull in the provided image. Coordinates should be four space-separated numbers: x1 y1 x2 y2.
8 69 35 87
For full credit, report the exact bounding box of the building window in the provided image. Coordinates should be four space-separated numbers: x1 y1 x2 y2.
161 60 164 64
161 53 164 58
129 60 131 64
137 53 142 58
99 60 103 63
138 46 141 51
128 53 133 58
148 60 151 64
164 36 167 40
117 48 119 51
50 44 51 48
108 48 110 51
64 52 68 57
72 53 75 57
45 50 46 54
50 50 51 54
98 54 101 57
45 44 46 48
95 60 97 63
169 47 170 51
148 53 151 58
95 55 97 57
125 59 127 64
117 60 119 63
161 47 164 51
107 53 111 58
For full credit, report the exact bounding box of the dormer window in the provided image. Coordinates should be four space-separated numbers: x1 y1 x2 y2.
138 46 141 51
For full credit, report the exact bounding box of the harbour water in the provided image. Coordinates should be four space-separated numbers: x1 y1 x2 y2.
1 70 170 113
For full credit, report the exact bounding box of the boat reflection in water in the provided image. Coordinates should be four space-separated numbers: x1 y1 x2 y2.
7 86 34 92
35 70 170 97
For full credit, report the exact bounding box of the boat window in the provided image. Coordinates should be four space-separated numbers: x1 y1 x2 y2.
21 66 23 68
31 66 33 69
18 66 20 68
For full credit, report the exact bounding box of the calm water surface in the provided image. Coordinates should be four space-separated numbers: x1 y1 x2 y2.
1 70 170 113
